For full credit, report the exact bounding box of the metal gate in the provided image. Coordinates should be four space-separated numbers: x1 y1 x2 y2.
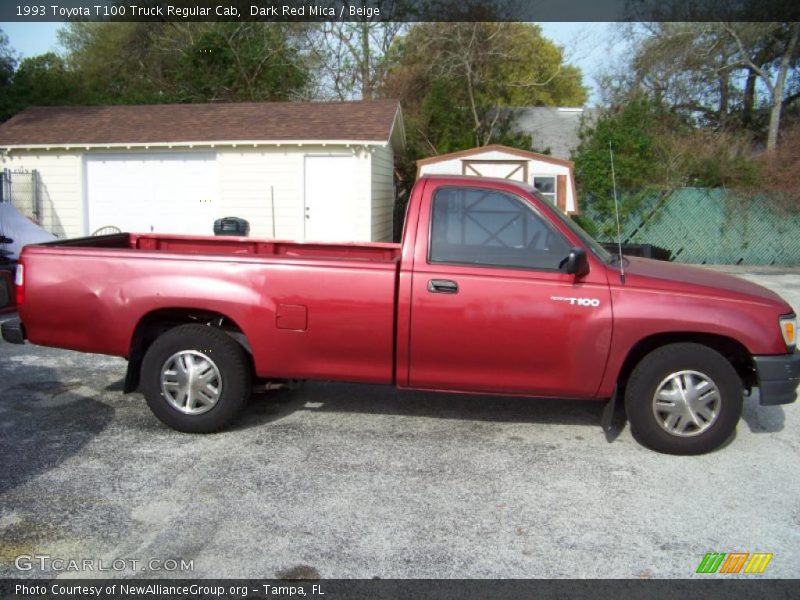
0 169 40 223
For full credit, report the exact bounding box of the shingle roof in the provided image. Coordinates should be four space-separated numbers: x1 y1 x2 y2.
416 144 573 171
0 100 402 147
507 107 601 160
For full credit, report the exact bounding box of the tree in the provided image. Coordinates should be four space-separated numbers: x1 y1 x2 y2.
383 22 587 159
0 28 19 121
308 21 406 100
10 53 79 108
723 22 800 152
573 98 669 210
616 22 800 151
155 23 313 102
572 96 760 234
59 22 314 104
624 23 740 129
59 22 158 103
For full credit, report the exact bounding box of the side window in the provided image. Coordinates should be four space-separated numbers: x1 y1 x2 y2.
429 187 571 271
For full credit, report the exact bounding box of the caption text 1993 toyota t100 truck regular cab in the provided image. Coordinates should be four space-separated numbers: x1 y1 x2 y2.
3 175 799 454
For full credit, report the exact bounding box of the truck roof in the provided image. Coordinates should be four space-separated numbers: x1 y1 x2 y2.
417 173 537 194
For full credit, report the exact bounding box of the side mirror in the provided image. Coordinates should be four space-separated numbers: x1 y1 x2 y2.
560 247 589 277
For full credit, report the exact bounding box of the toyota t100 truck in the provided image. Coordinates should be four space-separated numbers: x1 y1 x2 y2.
3 176 798 454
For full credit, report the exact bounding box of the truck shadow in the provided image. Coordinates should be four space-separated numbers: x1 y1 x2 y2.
0 367 113 495
240 382 783 441
740 392 785 434
238 380 609 430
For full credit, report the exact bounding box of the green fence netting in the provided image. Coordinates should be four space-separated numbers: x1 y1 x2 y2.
583 187 800 266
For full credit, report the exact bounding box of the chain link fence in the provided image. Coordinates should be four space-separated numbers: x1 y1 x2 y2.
1 169 40 223
582 188 800 266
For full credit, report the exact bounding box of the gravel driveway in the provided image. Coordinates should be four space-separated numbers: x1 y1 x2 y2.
0 266 798 579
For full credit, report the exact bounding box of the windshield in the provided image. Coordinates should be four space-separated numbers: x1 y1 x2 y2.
528 189 613 263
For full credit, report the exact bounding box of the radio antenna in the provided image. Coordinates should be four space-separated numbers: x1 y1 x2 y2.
609 141 625 284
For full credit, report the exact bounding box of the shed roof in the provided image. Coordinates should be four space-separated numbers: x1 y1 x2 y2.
0 100 403 149
416 144 574 175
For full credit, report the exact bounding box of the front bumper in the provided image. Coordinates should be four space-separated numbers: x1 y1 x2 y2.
1 317 26 344
753 352 800 405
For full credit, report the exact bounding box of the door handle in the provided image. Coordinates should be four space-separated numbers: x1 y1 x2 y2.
427 279 459 294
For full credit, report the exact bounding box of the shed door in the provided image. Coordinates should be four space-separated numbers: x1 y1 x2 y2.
86 153 216 235
304 155 357 242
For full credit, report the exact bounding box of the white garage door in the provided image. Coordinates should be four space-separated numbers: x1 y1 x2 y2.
86 153 217 236
304 155 358 242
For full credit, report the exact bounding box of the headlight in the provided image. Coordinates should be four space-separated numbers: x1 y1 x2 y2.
780 315 796 350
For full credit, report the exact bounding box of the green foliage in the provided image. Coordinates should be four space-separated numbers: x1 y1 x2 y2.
574 98 665 199
56 23 313 105
0 32 84 120
10 53 78 107
0 23 314 122
574 19 800 243
417 79 475 154
168 23 311 102
573 96 766 237
58 23 154 103
572 98 667 235
0 28 18 121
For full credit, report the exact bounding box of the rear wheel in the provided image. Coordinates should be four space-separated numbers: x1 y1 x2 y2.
141 324 251 432
624 343 743 454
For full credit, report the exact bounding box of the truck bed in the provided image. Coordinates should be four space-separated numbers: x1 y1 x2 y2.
20 232 402 385
44 232 401 263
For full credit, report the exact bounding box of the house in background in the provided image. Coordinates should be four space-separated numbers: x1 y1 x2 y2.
507 106 600 160
0 100 404 242
416 144 579 214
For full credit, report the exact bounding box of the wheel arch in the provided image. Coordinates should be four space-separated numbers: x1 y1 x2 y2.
615 332 756 394
124 307 253 393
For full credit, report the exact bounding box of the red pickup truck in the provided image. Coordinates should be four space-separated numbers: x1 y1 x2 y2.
2 175 798 454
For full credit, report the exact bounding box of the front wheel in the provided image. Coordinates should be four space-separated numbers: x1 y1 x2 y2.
141 324 252 433
624 343 743 455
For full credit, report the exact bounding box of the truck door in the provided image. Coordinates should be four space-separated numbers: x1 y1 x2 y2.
407 184 612 398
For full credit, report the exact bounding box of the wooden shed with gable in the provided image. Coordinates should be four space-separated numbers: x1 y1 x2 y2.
416 144 579 214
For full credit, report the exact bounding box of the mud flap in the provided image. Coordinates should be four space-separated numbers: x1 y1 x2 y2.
601 389 616 433
601 386 624 442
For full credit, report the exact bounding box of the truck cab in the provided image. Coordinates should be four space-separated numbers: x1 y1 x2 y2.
397 177 613 399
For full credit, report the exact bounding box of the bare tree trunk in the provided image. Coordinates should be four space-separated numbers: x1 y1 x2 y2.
360 21 371 100
725 23 799 153
742 70 756 127
461 25 483 145
766 23 799 153
718 72 729 129
767 100 783 153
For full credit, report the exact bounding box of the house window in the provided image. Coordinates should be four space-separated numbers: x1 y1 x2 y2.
429 186 570 271
532 176 557 204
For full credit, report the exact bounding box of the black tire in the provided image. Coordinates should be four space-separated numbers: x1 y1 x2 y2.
624 343 743 455
141 324 251 433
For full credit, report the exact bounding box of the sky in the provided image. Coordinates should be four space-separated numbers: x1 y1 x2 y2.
0 21 622 105
2 22 63 57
